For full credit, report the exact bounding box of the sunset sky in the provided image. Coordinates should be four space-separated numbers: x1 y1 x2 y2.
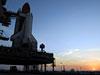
1 0 100 71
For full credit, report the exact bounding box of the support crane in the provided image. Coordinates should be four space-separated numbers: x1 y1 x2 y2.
0 0 17 41
0 0 17 26
0 30 9 40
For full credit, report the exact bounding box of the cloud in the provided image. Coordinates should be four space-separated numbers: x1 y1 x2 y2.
55 48 100 64
62 48 80 56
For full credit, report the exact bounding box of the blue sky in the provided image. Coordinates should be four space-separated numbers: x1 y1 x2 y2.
1 0 100 70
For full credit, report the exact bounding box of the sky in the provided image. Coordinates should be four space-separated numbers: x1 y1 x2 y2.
1 0 100 71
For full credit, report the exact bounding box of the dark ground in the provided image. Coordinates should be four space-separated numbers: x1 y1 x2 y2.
0 71 100 75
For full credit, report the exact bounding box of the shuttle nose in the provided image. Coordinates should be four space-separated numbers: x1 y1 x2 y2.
22 2 30 14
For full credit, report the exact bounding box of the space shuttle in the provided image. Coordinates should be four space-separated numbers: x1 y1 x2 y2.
11 3 37 51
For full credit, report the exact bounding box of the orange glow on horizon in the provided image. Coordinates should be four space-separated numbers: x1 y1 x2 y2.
92 68 96 71
55 60 100 71
55 49 100 71
88 62 100 71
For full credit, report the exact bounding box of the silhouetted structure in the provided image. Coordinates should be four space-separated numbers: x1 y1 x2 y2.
0 0 55 72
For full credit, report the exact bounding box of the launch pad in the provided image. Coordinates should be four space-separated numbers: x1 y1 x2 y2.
0 46 54 65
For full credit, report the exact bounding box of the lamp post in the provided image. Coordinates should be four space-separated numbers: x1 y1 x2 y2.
39 43 45 72
60 62 62 71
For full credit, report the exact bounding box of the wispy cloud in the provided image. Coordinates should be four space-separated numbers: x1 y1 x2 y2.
63 49 80 56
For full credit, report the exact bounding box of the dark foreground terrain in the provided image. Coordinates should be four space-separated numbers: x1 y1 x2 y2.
0 71 100 75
